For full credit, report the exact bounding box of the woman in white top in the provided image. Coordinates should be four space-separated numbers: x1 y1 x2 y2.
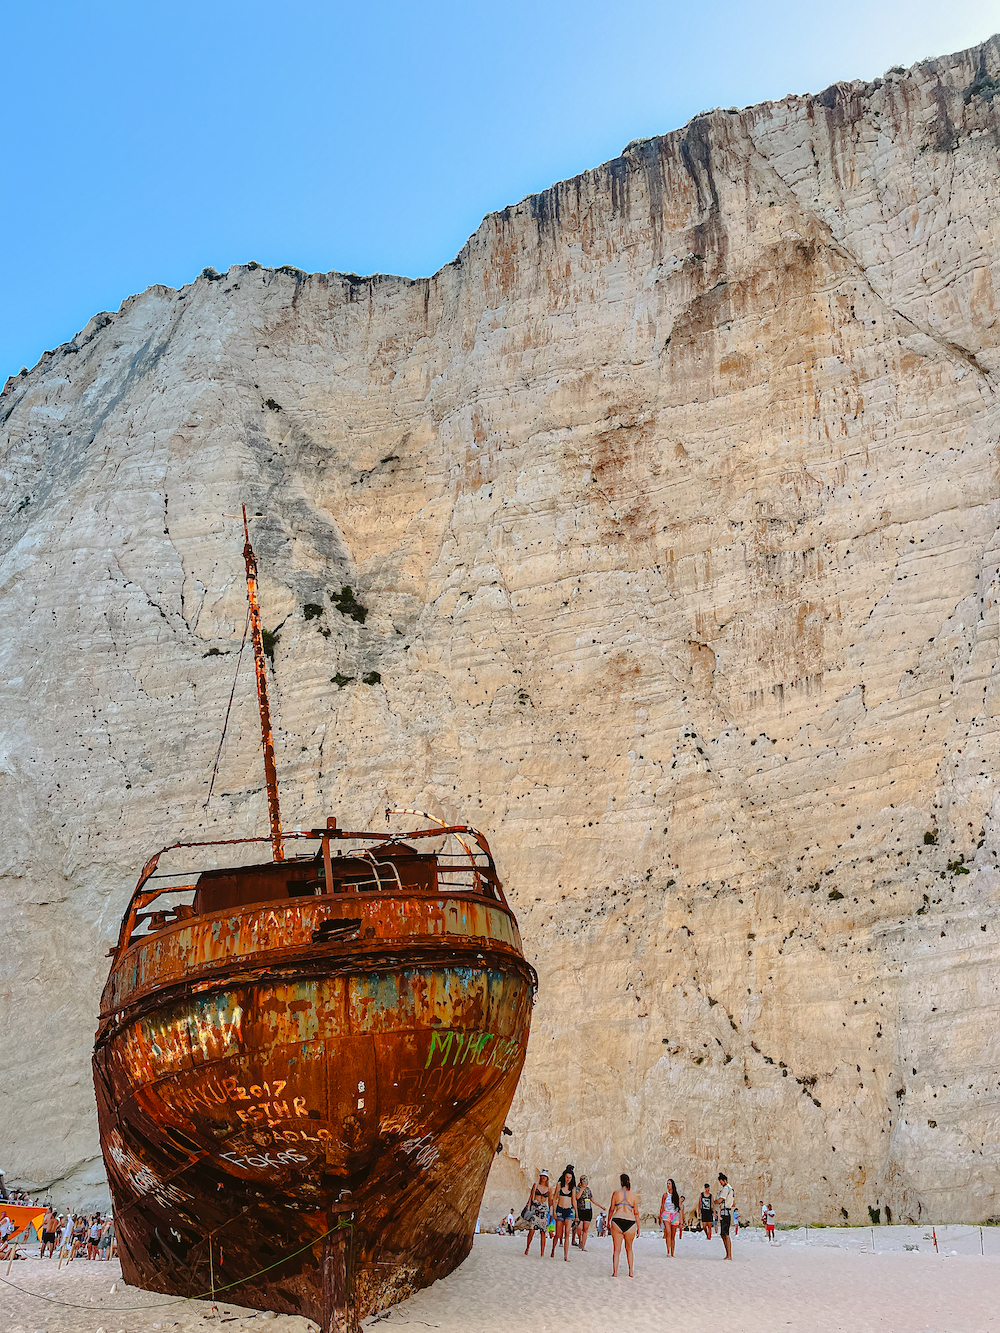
659 1178 681 1257
606 1172 640 1277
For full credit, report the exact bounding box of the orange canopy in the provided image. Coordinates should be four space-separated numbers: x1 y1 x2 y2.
0 1204 48 1241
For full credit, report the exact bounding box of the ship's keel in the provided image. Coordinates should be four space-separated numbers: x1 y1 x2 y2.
322 1218 356 1333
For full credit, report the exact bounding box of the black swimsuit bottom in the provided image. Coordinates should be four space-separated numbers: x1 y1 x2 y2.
612 1217 635 1232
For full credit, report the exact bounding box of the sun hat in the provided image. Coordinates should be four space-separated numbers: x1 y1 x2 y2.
539 1168 550 1177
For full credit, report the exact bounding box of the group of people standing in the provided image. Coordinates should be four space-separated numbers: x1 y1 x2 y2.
691 1174 736 1260
43 1208 116 1261
0 1205 116 1262
522 1166 600 1259
521 1168 738 1276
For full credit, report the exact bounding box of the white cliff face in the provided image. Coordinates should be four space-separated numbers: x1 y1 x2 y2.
2 38 999 1223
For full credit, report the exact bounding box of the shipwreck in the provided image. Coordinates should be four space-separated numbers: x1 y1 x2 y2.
93 512 536 1329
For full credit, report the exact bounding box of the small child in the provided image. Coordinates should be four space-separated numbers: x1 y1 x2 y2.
732 1206 739 1236
765 1204 776 1241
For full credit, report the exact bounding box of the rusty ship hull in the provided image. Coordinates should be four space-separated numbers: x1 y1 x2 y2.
94 832 534 1326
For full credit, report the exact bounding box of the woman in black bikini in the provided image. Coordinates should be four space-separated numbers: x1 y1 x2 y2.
550 1165 577 1260
607 1172 640 1277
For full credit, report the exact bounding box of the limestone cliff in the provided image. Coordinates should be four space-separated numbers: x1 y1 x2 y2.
2 37 999 1225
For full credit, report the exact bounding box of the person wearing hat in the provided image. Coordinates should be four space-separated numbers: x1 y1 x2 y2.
522 1168 551 1257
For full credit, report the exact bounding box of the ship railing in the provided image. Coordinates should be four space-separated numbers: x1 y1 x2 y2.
435 857 500 899
112 823 508 955
122 877 200 943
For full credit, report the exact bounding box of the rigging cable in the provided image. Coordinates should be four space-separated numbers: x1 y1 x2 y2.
204 606 252 810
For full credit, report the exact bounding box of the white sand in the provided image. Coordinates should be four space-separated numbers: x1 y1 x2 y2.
0 1250 315 1333
373 1228 1000 1333
3 1229 998 1333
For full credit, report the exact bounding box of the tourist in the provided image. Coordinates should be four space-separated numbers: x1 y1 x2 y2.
715 1173 735 1260
522 1169 550 1257
550 1165 577 1261
575 1175 594 1251
71 1213 87 1259
596 1209 607 1237
88 1214 102 1259
607 1172 640 1278
765 1203 775 1241
99 1216 115 1259
506 1207 515 1234
699 1183 714 1239
39 1205 58 1258
659 1178 681 1257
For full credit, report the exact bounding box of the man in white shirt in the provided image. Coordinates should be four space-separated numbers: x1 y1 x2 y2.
715 1173 735 1260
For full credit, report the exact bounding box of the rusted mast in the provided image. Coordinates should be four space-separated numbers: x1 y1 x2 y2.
242 505 284 862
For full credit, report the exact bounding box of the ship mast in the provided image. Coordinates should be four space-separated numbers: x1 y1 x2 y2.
242 505 284 862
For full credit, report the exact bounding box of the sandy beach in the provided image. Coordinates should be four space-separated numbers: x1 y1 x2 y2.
3 1227 998 1333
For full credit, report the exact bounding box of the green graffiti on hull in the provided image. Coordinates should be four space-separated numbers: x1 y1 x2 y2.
424 1029 521 1072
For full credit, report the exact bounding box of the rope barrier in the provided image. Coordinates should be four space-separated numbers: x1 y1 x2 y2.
0 1218 352 1312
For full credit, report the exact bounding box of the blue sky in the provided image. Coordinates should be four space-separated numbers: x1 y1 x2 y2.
2 1 997 381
